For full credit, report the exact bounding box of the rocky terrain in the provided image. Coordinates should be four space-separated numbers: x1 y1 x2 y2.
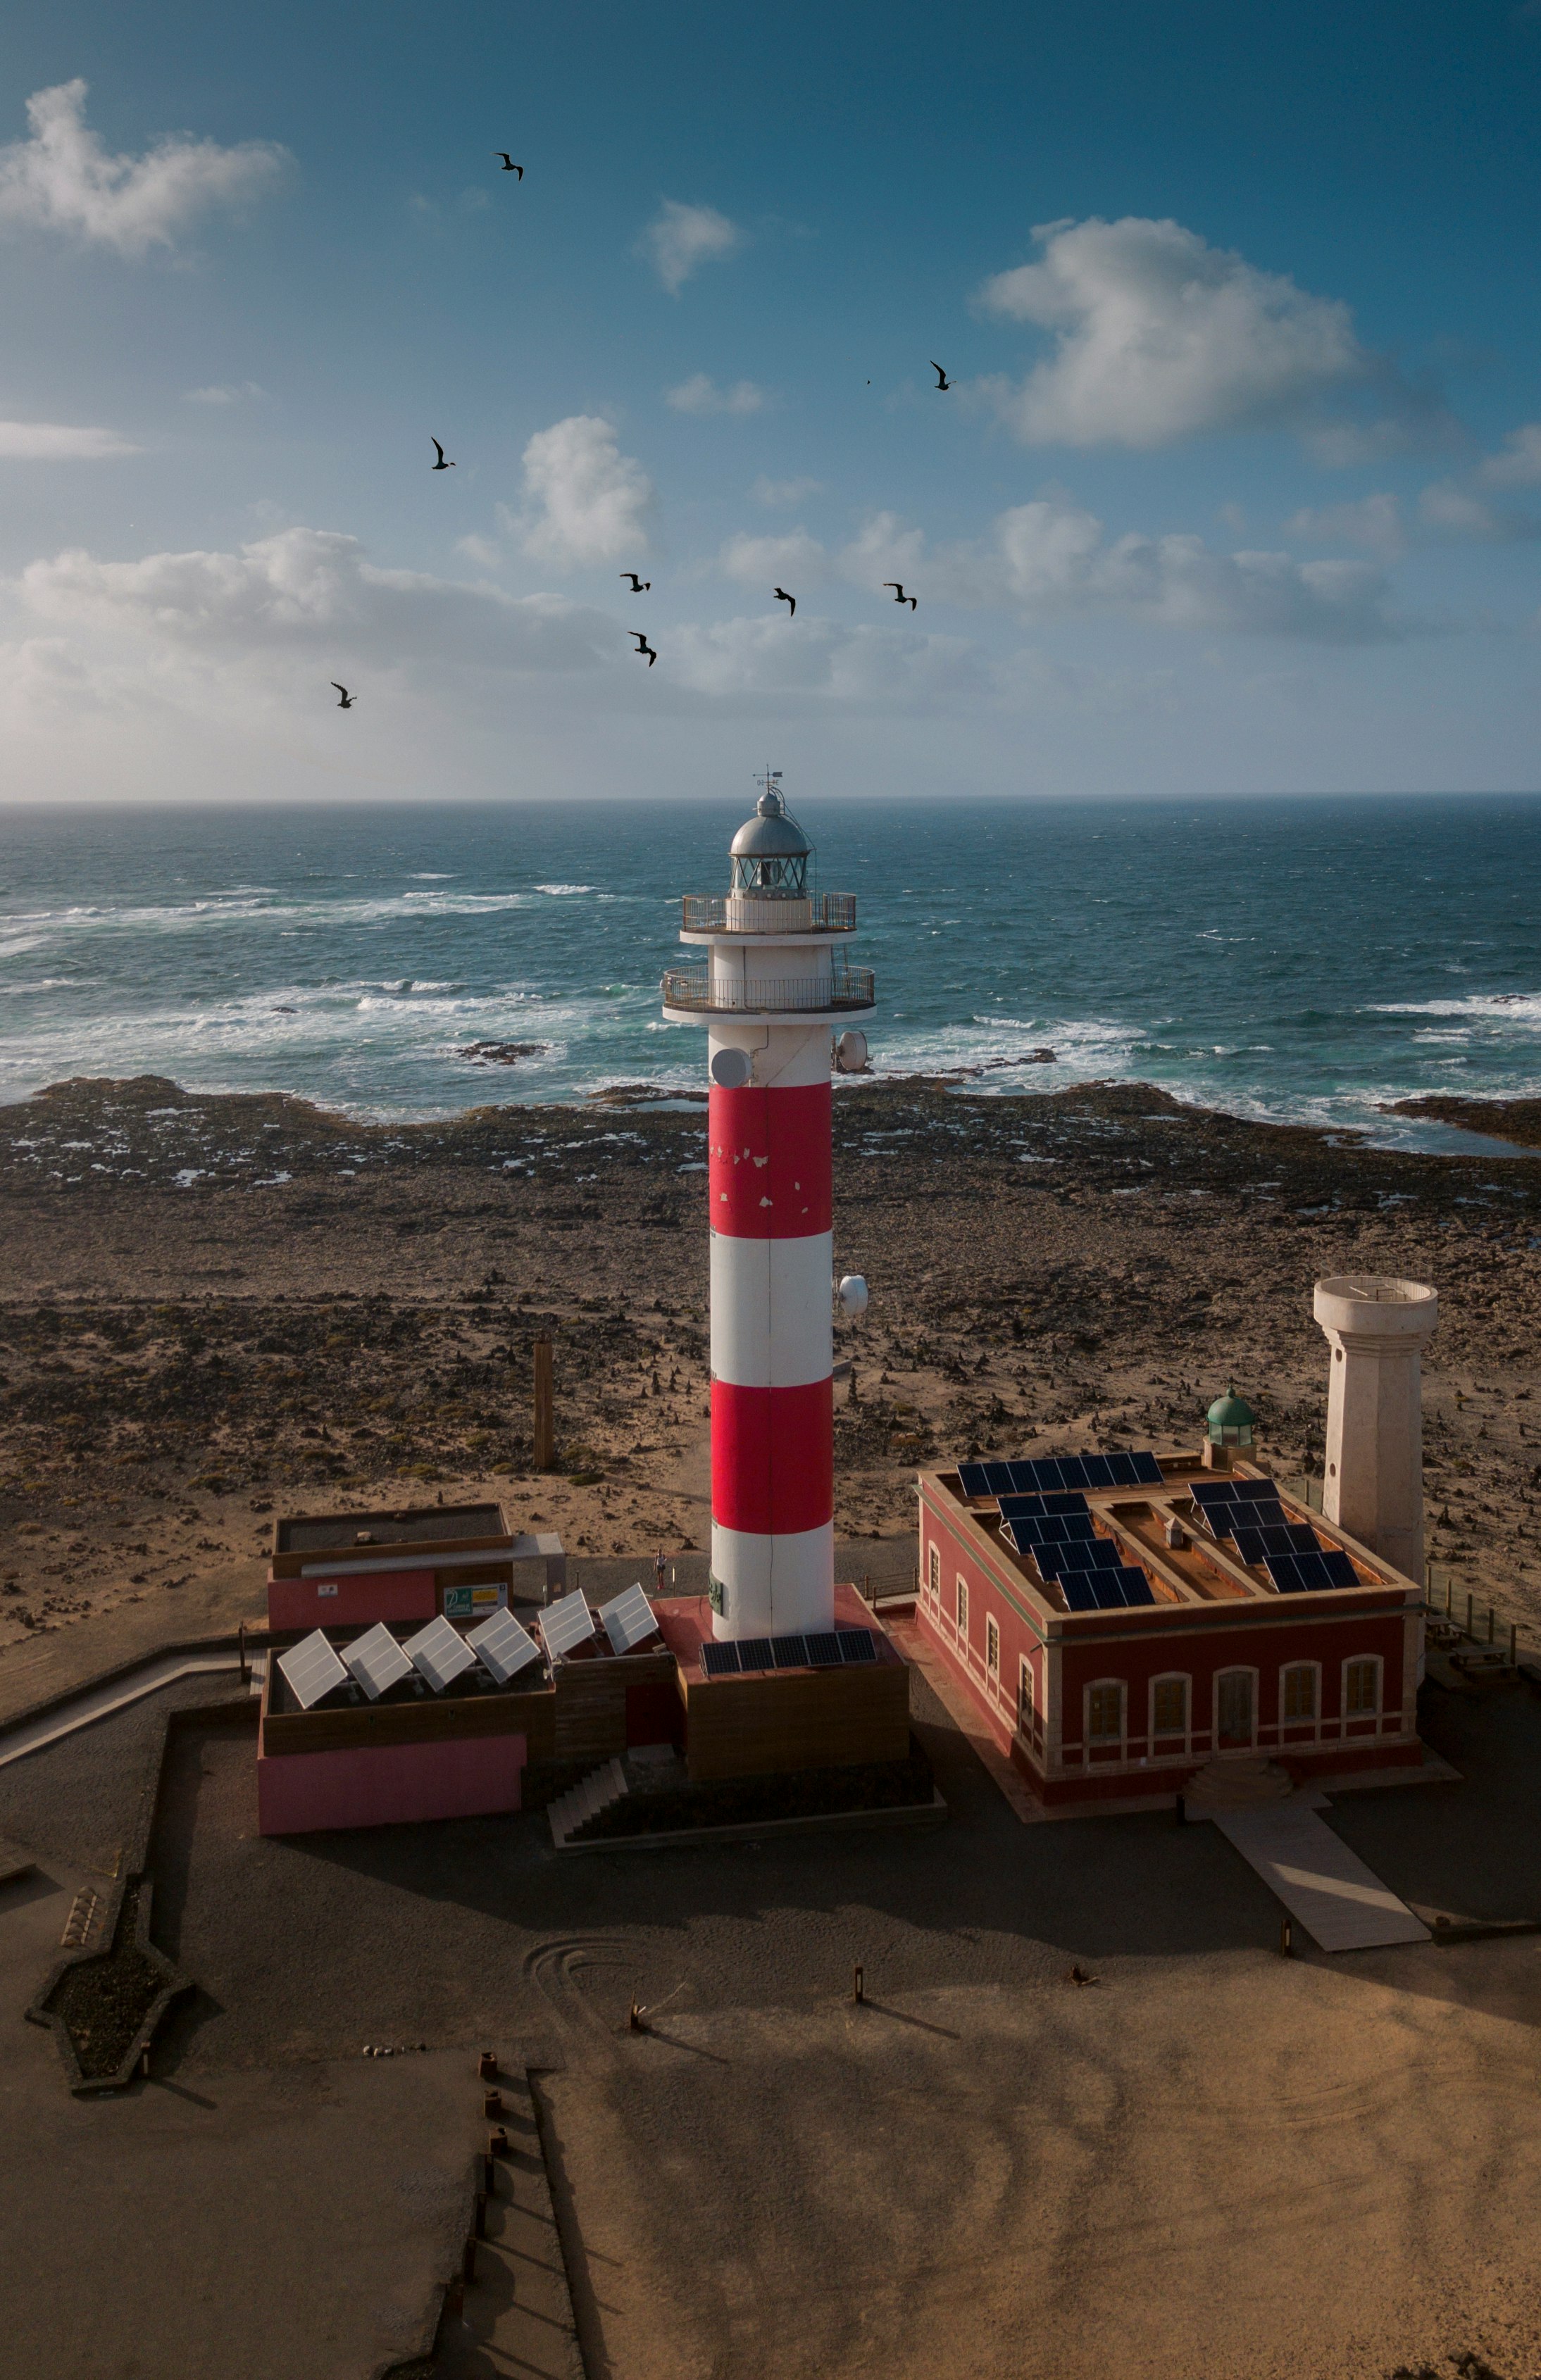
3 1070 1541 1668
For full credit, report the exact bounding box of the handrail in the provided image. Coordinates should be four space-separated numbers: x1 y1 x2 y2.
661 965 875 1014
680 892 857 932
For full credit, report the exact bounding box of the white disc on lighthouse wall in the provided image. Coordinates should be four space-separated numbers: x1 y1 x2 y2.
709 1046 753 1089
837 1274 869 1317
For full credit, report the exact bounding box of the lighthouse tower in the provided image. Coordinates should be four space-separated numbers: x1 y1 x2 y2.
663 776 875 1641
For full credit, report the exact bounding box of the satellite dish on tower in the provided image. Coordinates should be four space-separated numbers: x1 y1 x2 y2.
710 1046 753 1089
837 1274 869 1318
835 1030 868 1075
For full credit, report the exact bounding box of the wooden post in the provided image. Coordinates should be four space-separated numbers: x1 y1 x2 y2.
1510 1622 1518 1669
534 1336 555 1472
1487 1605 1495 1646
852 1963 864 2005
1466 1591 1474 1642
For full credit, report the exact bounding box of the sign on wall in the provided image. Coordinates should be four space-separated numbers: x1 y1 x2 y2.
442 1582 509 1620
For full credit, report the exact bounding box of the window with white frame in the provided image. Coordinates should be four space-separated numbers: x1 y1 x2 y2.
928 1544 940 1598
1282 1664 1318 1722
1151 1677 1188 1738
1018 1657 1035 1724
1087 1681 1124 1743
1345 1657 1380 1716
986 1615 1000 1675
956 1577 969 1636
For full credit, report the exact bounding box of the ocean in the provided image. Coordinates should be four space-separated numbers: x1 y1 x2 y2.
1 792 1540 1150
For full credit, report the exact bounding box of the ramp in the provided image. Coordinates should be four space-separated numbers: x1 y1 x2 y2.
1214 1803 1430 1950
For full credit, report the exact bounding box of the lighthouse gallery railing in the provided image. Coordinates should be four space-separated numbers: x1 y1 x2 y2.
680 892 857 932
661 965 875 1014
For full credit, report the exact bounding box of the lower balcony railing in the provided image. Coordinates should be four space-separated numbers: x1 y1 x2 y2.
680 891 857 932
661 965 875 1014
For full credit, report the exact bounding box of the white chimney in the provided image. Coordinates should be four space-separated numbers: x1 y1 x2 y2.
1312 1275 1438 1584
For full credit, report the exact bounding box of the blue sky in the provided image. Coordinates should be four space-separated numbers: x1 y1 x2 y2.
4 0 1541 801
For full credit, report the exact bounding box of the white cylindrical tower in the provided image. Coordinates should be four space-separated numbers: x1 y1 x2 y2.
662 775 875 1639
1313 1274 1438 1584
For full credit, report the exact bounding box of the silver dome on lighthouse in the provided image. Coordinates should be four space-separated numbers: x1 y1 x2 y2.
729 773 811 897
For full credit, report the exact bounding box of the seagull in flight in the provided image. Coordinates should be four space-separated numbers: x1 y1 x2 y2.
630 632 657 667
430 438 454 471
331 683 355 709
494 154 524 177
773 587 797 618
883 582 918 610
929 361 951 391
620 572 651 592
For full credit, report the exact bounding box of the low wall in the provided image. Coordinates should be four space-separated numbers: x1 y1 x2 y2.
256 1731 527 1836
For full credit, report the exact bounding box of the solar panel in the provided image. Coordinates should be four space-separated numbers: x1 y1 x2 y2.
1233 1523 1297 1565
1321 1549 1358 1587
804 1631 844 1667
403 1613 478 1693
1105 1452 1142 1488
998 1491 1090 1522
278 1629 349 1711
1080 1454 1117 1489
1061 1576 1099 1611
1004 1461 1042 1494
1233 1479 1281 1503
838 1628 878 1663
1130 1451 1165 1485
1286 1524 1321 1554
700 1639 740 1677
1037 1539 1123 1580
1117 1567 1156 1605
1190 1478 1240 1508
539 1590 597 1662
598 1583 660 1656
736 1636 774 1672
1264 1553 1309 1593
957 1463 992 1500
770 1634 809 1667
468 1607 542 1686
982 1461 1017 1496
1090 1572 1128 1608
1056 1456 1092 1489
1221 1501 1286 1539
342 1622 414 1701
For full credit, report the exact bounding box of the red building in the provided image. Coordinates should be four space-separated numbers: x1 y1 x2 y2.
916 1448 1424 1811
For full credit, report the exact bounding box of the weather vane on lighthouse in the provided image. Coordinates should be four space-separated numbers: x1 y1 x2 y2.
661 773 875 1639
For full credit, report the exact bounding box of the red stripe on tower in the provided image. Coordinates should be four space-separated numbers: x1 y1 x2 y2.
711 1377 835 1537
709 1083 832 1239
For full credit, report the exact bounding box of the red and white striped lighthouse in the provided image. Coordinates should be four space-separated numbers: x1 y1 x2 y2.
663 775 875 1640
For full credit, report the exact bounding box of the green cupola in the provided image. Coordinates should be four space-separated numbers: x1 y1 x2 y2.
1206 1385 1256 1447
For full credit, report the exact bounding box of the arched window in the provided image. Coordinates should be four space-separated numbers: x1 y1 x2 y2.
927 1544 940 1598
956 1577 969 1636
1087 1681 1125 1745
986 1615 1000 1676
1281 1664 1318 1722
1345 1657 1381 1716
1151 1676 1189 1741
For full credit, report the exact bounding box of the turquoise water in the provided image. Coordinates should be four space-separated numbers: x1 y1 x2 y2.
1 794 1540 1147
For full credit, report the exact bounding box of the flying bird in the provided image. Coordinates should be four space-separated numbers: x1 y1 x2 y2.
773 587 797 618
494 154 524 177
929 361 951 390
630 632 657 667
883 582 918 610
331 683 355 709
430 438 454 471
620 572 651 592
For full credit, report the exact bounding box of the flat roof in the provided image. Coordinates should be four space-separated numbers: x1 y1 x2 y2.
928 1451 1411 1618
275 1502 508 1555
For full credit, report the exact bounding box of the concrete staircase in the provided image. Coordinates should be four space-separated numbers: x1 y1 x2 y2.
547 1756 630 1849
1183 1755 1295 1815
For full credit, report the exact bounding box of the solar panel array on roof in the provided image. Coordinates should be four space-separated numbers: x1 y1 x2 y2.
1061 1565 1156 1612
997 1491 1090 1522
1035 1538 1124 1579
540 1590 597 1662
342 1622 414 1702
1233 1521 1321 1567
598 1583 660 1656
959 1451 1163 1499
1001 1510 1096 1557
1265 1548 1359 1593
468 1606 542 1685
404 1614 478 1694
278 1629 350 1712
1190 1477 1279 1508
697 1627 878 1676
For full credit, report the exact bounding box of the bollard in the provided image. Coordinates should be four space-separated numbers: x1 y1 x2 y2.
461 2236 478 2286
474 2192 488 2240
483 2088 503 2119
478 2050 497 2080
488 2125 509 2157
1511 1623 1519 1670
1279 1915 1293 1959
852 1963 864 2005
1175 1792 1185 1827
482 2153 497 2196
1487 1605 1495 1646
629 1999 645 2034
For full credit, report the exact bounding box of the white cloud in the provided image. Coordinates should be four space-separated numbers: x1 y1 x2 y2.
718 529 827 588
934 491 1405 641
20 527 617 671
1285 493 1405 557
838 511 928 590
665 373 767 416
1478 423 1541 487
513 415 652 569
0 79 289 258
666 614 981 703
454 533 502 570
640 199 741 296
752 475 822 508
0 420 138 458
976 215 1368 449
1417 481 1541 542
182 382 267 405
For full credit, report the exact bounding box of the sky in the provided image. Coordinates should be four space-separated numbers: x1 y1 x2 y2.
4 0 1541 804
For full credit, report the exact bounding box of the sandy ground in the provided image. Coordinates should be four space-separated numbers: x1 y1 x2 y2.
4 1072 1541 1693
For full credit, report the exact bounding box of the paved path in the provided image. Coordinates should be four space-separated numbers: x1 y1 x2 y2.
0 1650 252 1771
1214 1803 1432 1950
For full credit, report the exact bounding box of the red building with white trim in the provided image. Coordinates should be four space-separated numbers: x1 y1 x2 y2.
916 1448 1424 1812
